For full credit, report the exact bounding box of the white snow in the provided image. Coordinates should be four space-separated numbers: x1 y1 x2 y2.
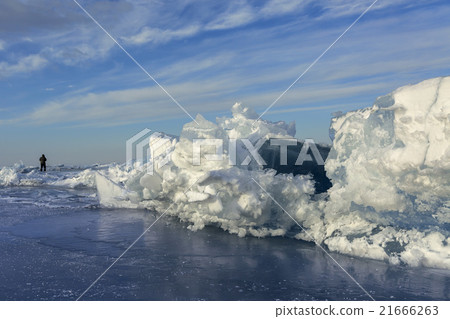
326 76 450 214
0 163 96 188
322 76 450 269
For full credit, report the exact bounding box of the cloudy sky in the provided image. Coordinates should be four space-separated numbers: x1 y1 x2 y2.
1 0 449 165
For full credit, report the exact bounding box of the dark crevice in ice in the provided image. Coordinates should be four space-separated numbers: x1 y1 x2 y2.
259 140 332 194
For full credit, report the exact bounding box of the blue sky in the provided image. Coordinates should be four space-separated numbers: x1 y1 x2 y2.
1 0 450 166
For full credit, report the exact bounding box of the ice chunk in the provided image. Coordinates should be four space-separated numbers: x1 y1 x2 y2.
140 173 162 199
322 77 450 269
326 77 450 214
95 173 138 208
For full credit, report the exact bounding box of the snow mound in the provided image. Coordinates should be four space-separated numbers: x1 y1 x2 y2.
327 76 449 213
323 77 450 268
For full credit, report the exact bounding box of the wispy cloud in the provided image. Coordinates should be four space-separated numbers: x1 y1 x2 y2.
260 0 310 17
205 1 256 30
0 54 48 78
122 24 201 45
0 0 439 77
21 79 235 126
156 52 235 80
7 74 393 127
2 1 450 125
5 0 449 128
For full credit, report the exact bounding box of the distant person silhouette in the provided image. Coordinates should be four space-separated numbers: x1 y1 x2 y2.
39 154 47 172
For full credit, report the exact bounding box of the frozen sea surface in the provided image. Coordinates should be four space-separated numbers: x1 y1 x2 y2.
0 185 448 301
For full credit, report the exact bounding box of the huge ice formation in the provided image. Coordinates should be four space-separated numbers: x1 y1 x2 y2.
1 77 448 269
93 76 449 269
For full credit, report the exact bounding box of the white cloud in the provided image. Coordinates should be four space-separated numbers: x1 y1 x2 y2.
3 0 450 128
0 39 5 51
18 63 393 127
25 79 238 126
11 0 450 127
314 0 437 19
206 2 256 30
156 53 235 79
0 0 423 73
260 0 309 17
0 54 48 78
122 24 201 45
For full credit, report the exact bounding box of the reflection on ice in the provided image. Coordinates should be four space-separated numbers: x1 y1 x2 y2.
1 203 448 300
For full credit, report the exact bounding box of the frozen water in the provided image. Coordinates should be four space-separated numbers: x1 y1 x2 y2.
0 190 448 301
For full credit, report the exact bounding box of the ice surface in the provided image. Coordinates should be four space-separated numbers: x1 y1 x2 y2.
2 201 447 300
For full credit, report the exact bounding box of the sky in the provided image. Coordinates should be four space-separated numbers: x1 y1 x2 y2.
1 0 450 166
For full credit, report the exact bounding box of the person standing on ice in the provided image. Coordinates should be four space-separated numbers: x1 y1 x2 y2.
39 154 47 172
